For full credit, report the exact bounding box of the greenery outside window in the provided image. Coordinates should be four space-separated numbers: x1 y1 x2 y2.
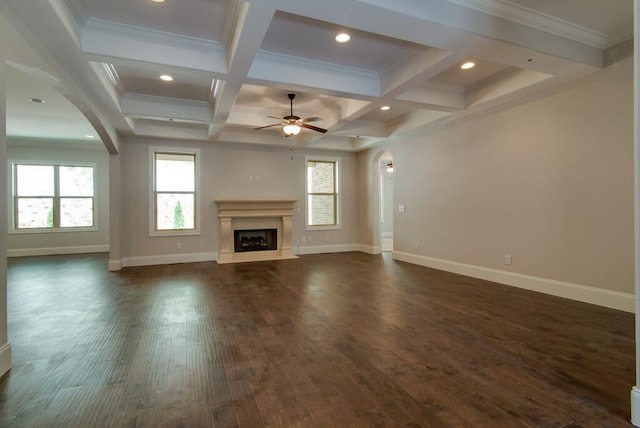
306 157 340 229
150 149 200 236
11 162 95 231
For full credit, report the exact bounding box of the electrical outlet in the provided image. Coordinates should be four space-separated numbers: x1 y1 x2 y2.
414 242 420 250
177 242 182 250
504 254 512 265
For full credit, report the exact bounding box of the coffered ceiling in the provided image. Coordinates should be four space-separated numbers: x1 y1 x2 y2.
1 0 633 152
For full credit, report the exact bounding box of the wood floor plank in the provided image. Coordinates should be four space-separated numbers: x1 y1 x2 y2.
0 252 634 426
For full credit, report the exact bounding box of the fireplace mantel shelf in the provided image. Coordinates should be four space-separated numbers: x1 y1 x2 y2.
215 199 298 264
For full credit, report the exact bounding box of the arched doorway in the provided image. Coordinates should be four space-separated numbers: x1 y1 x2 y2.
371 150 393 254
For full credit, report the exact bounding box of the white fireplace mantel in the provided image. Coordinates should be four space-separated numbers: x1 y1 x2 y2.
215 199 298 264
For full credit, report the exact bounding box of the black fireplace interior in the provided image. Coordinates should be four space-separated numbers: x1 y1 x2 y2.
234 229 277 252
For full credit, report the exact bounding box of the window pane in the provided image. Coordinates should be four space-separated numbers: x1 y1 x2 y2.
307 161 334 193
156 193 195 230
16 165 54 196
156 153 195 192
17 198 53 228
308 195 335 225
60 166 94 196
61 198 94 227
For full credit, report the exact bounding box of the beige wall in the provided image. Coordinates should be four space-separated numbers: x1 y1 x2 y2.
366 57 634 295
7 140 110 254
119 138 359 260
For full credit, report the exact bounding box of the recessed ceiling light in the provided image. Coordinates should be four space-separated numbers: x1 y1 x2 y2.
160 74 174 81
461 61 476 70
151 0 165 3
335 33 351 43
85 135 95 139
28 97 44 103
380 106 390 111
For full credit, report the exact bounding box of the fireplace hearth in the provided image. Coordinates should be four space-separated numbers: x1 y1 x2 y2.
234 229 277 252
215 199 298 264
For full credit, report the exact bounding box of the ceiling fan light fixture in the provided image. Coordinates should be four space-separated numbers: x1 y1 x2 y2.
283 124 301 136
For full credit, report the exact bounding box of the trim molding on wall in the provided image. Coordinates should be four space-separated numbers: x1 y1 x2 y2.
393 251 634 313
0 343 11 378
631 387 640 426
358 244 381 255
108 259 122 271
8 245 109 258
121 252 217 268
297 244 359 255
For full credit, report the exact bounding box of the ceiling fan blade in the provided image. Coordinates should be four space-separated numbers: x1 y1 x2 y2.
301 116 321 123
266 115 283 120
253 123 281 130
301 123 327 133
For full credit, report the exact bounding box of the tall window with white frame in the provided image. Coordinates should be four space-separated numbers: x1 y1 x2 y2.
152 150 198 233
306 158 339 228
12 163 95 230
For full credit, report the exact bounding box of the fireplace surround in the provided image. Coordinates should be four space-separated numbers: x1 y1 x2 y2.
215 199 298 264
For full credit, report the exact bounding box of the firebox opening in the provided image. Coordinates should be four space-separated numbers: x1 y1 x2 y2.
234 229 277 253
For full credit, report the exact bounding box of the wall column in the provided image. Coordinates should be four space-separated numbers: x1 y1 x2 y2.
632 0 640 425
0 14 13 376
108 154 122 271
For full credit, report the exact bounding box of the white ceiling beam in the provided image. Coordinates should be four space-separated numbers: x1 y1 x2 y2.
81 19 227 75
465 68 552 108
396 84 465 111
248 51 380 98
210 0 277 138
121 94 212 123
333 119 388 139
352 0 603 68
133 121 209 141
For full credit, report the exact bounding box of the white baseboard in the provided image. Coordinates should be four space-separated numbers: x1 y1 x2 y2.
0 343 12 378
393 251 635 313
297 244 359 255
122 252 217 268
8 244 109 258
358 244 381 255
108 259 122 271
632 387 640 426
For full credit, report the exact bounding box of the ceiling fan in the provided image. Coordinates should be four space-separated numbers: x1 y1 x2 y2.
254 93 327 137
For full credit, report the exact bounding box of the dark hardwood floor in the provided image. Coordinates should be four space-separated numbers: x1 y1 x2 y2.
0 252 634 427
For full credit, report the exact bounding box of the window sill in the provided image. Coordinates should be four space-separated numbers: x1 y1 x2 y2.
9 226 98 235
149 229 201 238
305 225 342 231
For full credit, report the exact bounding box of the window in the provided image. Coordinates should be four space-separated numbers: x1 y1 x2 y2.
151 149 200 235
12 163 95 231
306 157 340 228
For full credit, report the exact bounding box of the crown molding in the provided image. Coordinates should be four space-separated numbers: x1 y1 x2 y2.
83 18 225 58
445 0 627 49
250 50 380 98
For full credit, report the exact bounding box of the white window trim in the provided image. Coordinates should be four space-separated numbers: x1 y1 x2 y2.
8 160 98 234
149 146 201 237
305 155 342 231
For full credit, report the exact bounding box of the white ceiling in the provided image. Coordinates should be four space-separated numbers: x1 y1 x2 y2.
1 0 633 152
